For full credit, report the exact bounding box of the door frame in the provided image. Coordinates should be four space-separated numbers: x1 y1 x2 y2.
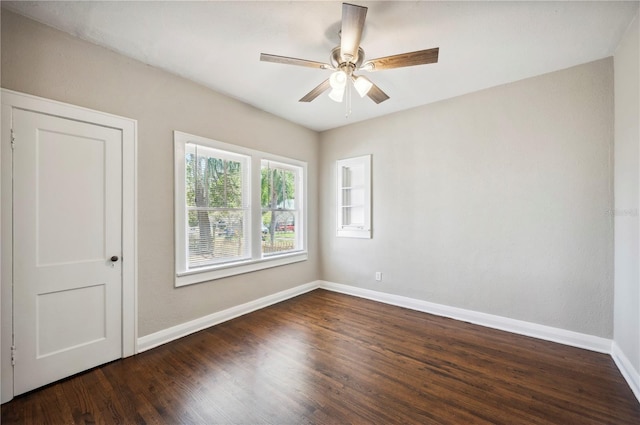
0 89 138 403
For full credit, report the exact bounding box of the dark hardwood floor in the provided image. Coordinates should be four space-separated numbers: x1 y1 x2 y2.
2 289 639 424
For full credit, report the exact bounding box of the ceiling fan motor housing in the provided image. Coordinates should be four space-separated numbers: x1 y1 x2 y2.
331 46 365 74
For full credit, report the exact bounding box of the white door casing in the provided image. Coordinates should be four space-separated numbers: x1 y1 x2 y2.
1 89 137 402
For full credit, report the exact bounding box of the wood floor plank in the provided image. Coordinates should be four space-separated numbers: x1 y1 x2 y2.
2 289 639 424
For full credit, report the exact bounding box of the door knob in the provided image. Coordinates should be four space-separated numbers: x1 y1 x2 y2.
110 255 119 262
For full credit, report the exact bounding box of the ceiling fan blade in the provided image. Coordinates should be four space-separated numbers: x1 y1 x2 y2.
260 53 332 69
367 83 390 104
299 79 331 102
363 48 439 71
340 3 367 62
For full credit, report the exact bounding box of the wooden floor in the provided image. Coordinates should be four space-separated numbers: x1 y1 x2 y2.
2 289 639 424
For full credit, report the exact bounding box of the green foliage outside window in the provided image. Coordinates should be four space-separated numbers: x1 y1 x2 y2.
186 147 245 262
261 164 296 253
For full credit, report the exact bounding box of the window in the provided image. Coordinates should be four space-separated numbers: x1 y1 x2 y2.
175 131 307 286
336 155 371 238
185 144 250 268
261 161 302 255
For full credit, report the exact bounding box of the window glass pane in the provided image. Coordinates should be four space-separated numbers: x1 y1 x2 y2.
283 169 296 209
262 210 296 255
185 151 196 207
188 209 249 268
341 206 364 227
207 159 243 208
189 146 244 209
345 164 364 187
261 163 296 210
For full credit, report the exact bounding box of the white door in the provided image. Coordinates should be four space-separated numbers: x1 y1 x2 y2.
12 108 123 395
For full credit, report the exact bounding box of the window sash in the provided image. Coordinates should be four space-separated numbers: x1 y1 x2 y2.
260 159 302 255
184 142 250 269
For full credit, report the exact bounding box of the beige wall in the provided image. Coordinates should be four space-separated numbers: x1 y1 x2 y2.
614 12 639 375
1 10 320 336
320 58 615 338
1 9 623 344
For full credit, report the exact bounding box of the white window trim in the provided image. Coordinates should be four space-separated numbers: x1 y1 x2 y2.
336 154 372 239
174 131 307 286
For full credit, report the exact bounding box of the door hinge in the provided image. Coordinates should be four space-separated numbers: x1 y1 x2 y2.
11 345 16 366
10 128 15 150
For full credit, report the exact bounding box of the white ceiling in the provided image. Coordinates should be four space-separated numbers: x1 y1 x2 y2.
3 1 638 131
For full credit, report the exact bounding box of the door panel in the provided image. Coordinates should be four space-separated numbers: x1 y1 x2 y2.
13 108 122 395
37 284 107 357
36 130 107 265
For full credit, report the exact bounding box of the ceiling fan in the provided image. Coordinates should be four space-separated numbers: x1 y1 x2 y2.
260 3 439 105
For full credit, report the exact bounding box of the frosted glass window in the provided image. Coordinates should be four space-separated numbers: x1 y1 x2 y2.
336 155 371 238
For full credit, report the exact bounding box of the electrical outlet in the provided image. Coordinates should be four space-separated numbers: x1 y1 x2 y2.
375 272 382 281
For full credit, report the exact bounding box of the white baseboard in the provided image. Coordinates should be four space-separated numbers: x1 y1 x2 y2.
136 279 638 404
612 342 640 403
139 279 614 355
137 281 320 352
319 281 612 354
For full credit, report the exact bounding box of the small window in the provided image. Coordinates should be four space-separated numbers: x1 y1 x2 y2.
175 131 307 286
336 155 371 238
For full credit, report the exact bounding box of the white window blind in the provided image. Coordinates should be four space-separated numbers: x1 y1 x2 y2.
185 143 250 269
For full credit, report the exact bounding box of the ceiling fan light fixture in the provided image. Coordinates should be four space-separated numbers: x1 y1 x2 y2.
328 87 345 103
329 70 348 90
360 62 375 72
353 75 373 97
